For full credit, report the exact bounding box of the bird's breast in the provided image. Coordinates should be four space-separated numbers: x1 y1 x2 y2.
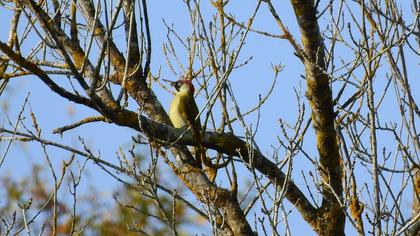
169 96 187 128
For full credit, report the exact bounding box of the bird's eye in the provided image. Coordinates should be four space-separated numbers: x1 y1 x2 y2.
174 81 182 91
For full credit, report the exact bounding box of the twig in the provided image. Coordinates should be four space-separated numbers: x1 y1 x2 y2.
52 116 107 134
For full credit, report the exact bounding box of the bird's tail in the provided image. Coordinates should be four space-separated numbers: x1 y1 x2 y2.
192 128 207 168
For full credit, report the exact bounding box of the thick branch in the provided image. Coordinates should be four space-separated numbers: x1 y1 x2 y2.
138 115 318 224
18 0 123 117
409 169 420 236
12 1 254 233
290 0 344 234
122 0 141 69
78 0 165 124
0 41 94 108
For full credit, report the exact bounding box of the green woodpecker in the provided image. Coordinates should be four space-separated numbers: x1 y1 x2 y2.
165 78 203 168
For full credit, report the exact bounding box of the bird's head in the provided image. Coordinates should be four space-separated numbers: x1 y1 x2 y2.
164 78 195 94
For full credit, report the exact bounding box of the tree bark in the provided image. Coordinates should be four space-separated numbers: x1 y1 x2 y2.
290 1 345 235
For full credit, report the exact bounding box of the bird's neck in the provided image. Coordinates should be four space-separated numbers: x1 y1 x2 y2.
177 84 194 97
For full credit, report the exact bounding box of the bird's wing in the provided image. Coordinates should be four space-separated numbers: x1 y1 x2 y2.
179 95 201 130
179 95 204 168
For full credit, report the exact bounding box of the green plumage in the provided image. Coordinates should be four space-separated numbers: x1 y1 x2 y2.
169 83 200 133
168 80 203 168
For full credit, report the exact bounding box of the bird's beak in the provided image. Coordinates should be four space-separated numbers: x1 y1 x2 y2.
162 79 176 86
163 79 180 91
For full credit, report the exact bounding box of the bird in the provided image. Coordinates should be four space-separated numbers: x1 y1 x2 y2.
164 78 204 168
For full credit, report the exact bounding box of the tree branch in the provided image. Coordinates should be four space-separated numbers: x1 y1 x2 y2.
52 116 107 134
137 114 318 224
290 0 344 234
0 41 94 108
